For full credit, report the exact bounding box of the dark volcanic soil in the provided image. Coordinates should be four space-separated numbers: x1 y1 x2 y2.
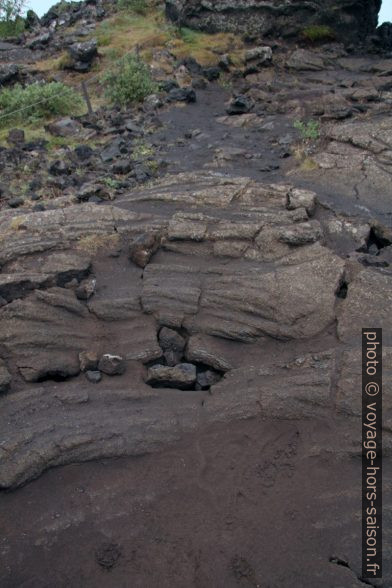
2 416 388 588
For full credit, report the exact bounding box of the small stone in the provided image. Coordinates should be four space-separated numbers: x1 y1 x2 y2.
46 117 81 137
112 159 132 175
74 145 94 160
49 160 72 176
168 87 197 103
85 370 102 384
146 363 197 390
245 46 272 64
8 197 24 208
79 351 99 372
76 278 96 300
226 95 254 115
98 354 126 376
129 233 161 268
159 327 186 352
203 66 220 81
77 182 110 202
196 370 221 390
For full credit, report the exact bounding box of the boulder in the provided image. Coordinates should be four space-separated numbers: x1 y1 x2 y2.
0 64 19 86
46 117 82 137
67 40 98 72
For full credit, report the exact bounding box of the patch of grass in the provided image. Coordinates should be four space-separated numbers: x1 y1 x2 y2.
118 0 148 15
294 119 320 141
132 139 155 159
302 25 335 43
0 82 84 128
35 52 73 72
102 54 158 106
102 177 121 189
76 233 121 254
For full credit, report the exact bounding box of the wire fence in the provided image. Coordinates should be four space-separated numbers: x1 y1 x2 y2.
0 44 142 125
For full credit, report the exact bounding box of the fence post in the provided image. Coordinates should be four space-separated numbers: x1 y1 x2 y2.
81 81 93 116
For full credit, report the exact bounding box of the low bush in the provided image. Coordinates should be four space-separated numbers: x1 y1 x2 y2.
302 25 335 43
293 119 320 141
102 54 158 106
0 82 84 127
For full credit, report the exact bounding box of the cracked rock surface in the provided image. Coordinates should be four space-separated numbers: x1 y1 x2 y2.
1 7 392 585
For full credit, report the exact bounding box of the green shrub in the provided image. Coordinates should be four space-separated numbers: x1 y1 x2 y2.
294 119 320 141
0 0 26 37
0 82 84 128
0 16 24 37
117 0 148 15
302 25 335 43
102 54 158 106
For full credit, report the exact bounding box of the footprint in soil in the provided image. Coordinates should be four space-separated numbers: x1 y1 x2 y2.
95 542 122 570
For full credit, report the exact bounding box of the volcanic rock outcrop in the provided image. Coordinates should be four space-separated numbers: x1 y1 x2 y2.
165 0 382 44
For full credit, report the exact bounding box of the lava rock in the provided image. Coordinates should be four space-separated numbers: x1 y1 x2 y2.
76 278 96 300
98 354 126 376
165 0 379 45
77 182 110 202
146 363 197 389
74 144 94 160
203 66 221 81
8 197 24 208
245 46 272 64
68 39 98 72
27 32 51 49
100 138 128 162
0 64 19 86
168 87 197 103
112 159 133 175
159 327 186 353
129 232 161 268
226 95 254 115
86 370 102 384
79 350 99 372
46 117 82 137
196 369 221 390
49 160 72 176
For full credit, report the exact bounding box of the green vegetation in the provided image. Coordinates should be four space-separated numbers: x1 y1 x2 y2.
102 54 158 106
0 0 25 37
117 0 148 15
302 25 335 43
294 119 320 141
0 82 84 128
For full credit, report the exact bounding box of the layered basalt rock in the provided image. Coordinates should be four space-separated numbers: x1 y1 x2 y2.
165 0 381 44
